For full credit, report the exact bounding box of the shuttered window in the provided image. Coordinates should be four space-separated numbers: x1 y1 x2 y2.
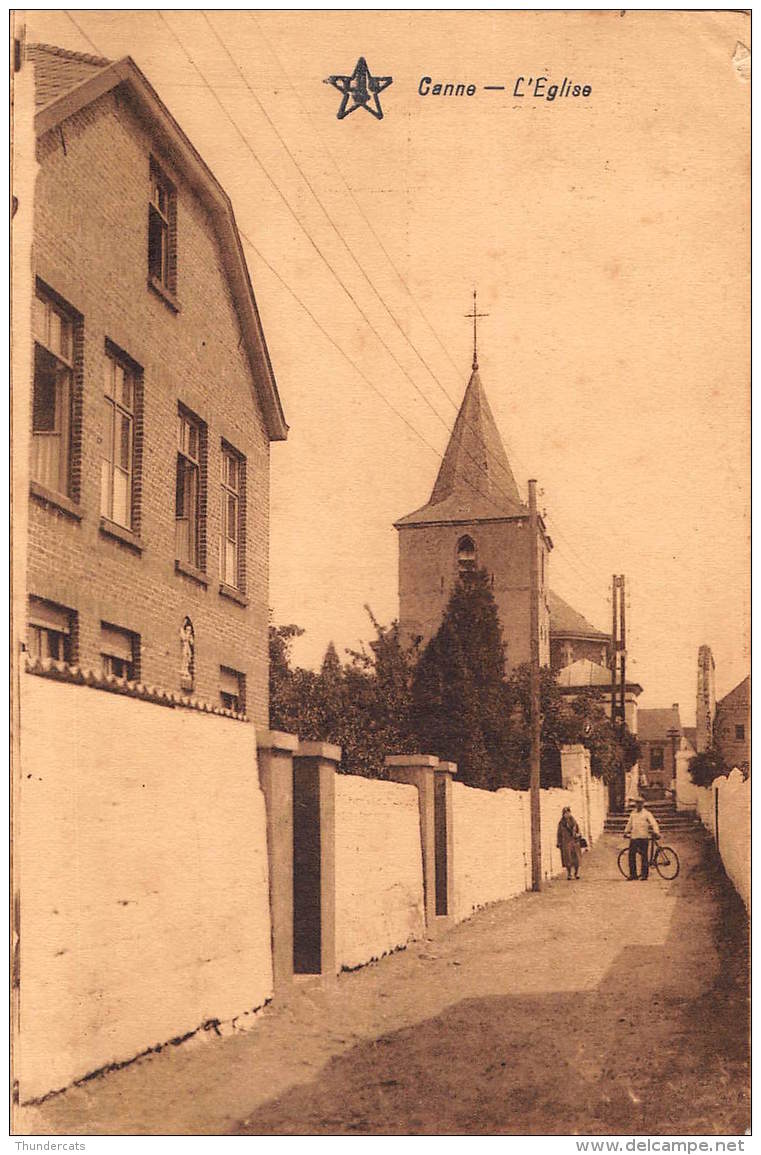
220 666 245 713
27 597 74 663
100 623 139 681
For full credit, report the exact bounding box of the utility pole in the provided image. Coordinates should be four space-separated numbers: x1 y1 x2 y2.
619 575 627 807
528 480 542 891
619 575 627 730
610 575 619 726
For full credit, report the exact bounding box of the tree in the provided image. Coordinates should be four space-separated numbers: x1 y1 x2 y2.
503 671 640 789
269 611 418 778
268 620 321 737
411 568 512 789
688 747 727 787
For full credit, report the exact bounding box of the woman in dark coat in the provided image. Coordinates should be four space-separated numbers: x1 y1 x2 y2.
556 806 582 880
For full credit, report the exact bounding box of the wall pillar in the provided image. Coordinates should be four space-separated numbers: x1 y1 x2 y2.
293 741 339 982
434 761 456 930
386 754 454 936
256 729 298 993
675 746 697 812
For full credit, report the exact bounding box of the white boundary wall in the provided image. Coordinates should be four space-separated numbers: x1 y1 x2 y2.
17 675 273 1101
696 770 749 911
335 775 425 969
452 774 607 921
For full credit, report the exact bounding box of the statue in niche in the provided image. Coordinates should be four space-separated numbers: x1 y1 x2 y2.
179 617 195 691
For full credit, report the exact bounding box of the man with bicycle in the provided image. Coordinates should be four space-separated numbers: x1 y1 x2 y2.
623 796 661 880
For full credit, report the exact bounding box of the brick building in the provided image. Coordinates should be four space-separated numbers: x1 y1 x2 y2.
395 359 552 671
637 704 683 790
714 676 750 772
24 44 287 724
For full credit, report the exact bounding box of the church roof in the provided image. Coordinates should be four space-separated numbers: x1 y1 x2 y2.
395 366 527 527
556 657 642 695
548 590 609 640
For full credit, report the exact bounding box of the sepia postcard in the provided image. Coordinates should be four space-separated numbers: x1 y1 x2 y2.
10 8 750 1142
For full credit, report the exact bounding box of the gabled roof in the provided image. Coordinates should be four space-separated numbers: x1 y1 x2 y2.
548 589 609 640
28 43 110 107
638 706 681 743
717 675 750 711
28 43 288 442
395 366 527 527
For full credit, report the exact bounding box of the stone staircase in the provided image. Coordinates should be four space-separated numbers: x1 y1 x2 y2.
604 796 701 836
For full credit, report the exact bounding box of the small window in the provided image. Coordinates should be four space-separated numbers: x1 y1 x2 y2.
148 161 176 293
650 747 664 771
32 289 75 495
176 409 206 569
220 446 245 589
457 535 476 578
100 623 139 681
28 597 74 663
220 666 245 713
101 349 138 529
735 724 745 742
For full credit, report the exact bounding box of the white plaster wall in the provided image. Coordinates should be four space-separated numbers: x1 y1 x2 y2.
334 775 425 970
714 772 750 911
17 675 273 1101
452 776 607 920
451 784 529 920
696 784 716 834
697 772 749 912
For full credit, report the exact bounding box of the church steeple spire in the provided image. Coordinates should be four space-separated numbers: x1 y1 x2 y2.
465 289 489 371
394 356 526 527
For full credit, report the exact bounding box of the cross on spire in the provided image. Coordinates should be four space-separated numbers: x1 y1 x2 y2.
465 289 489 370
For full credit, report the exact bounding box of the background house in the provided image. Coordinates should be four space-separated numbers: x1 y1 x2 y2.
637 704 683 790
714 676 750 772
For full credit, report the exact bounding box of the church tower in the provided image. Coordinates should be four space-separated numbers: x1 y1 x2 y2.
394 323 551 672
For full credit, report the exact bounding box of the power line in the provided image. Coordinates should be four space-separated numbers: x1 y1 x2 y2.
243 13 614 589
64 10 102 56
173 12 550 533
63 11 614 608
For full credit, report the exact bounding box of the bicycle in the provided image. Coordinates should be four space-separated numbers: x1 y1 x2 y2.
617 835 680 880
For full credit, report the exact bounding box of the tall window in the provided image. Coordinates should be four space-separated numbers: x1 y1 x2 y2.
148 161 176 292
220 666 245 713
32 289 74 494
101 351 136 529
100 623 139 681
220 447 243 589
650 747 664 772
27 598 74 663
176 410 204 569
457 535 477 578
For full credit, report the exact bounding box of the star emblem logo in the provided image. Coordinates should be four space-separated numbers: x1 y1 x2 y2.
324 56 392 120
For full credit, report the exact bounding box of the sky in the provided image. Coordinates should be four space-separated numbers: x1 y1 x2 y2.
25 10 750 723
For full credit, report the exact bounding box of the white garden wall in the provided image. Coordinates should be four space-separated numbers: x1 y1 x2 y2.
451 784 529 919
696 771 749 911
696 783 716 835
715 772 750 910
17 674 273 1101
451 772 608 921
335 775 425 969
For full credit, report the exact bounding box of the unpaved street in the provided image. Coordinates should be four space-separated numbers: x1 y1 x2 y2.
20 829 749 1135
